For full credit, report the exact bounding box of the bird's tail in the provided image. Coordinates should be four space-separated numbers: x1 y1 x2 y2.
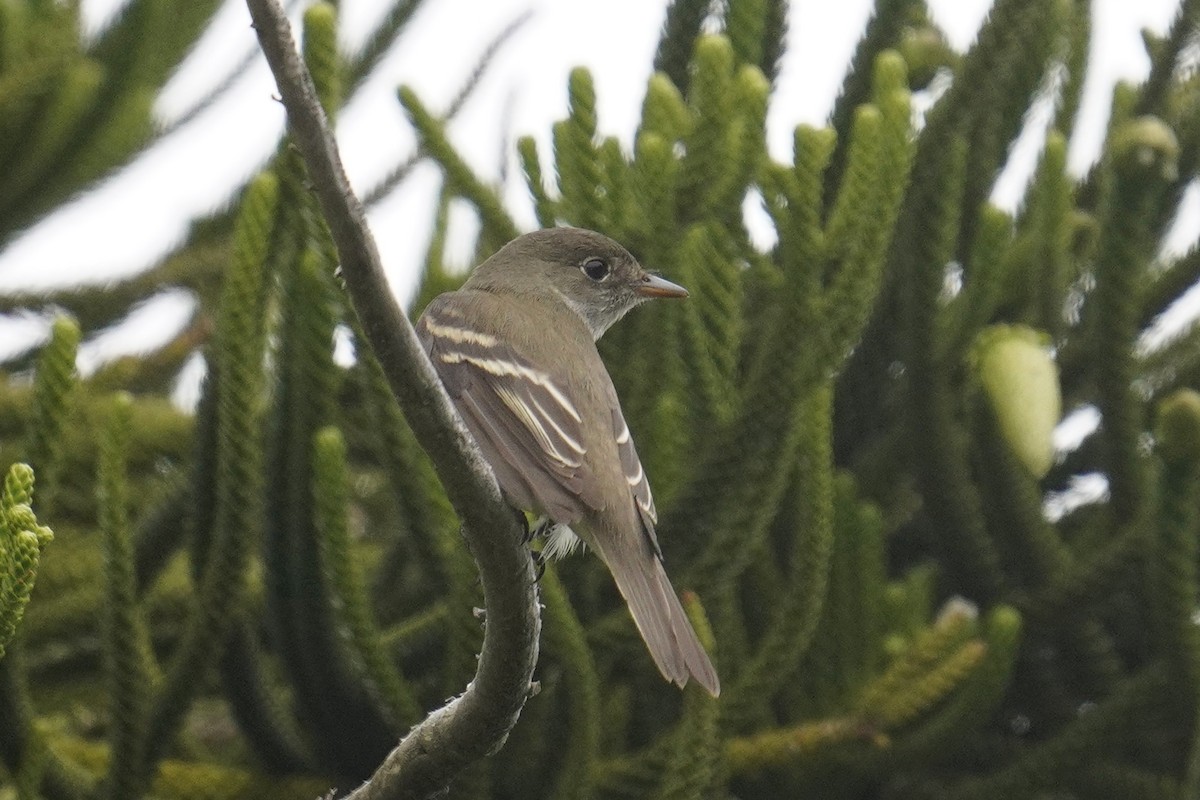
591 532 720 696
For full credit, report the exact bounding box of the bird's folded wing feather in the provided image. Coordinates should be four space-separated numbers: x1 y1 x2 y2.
610 406 663 558
417 298 604 522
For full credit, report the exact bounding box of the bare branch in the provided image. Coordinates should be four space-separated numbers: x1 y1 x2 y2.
242 1 541 797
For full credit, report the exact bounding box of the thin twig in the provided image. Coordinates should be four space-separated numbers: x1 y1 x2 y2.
362 10 533 208
160 0 308 137
242 1 541 798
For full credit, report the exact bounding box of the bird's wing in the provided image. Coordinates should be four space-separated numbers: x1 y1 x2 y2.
610 405 663 558
417 298 603 523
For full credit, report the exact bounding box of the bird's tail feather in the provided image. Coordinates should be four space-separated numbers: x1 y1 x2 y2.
592 534 720 696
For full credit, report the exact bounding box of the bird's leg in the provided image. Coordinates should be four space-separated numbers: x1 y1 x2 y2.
514 507 533 541
531 549 547 582
529 517 554 580
517 513 551 580
528 515 553 541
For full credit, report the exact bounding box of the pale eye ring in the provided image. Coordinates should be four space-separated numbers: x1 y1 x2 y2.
582 258 609 281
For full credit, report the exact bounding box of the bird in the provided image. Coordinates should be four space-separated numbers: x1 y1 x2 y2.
416 226 719 696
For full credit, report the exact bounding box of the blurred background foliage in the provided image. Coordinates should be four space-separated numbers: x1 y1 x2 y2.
3 0 1200 798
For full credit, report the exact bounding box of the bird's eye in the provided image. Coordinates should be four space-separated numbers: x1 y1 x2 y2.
582 258 609 281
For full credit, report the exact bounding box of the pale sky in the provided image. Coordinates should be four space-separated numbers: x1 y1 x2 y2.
0 0 1194 370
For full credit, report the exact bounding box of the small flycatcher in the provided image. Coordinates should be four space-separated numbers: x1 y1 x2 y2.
417 227 719 696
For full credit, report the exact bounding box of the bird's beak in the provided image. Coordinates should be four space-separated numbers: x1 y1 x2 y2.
635 273 688 299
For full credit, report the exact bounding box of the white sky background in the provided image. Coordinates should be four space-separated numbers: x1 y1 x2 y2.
0 0 1196 371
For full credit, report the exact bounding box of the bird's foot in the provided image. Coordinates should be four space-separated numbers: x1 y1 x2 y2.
516 508 535 542
527 515 553 542
531 549 547 582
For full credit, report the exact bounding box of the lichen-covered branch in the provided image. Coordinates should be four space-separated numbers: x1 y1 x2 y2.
243 1 540 797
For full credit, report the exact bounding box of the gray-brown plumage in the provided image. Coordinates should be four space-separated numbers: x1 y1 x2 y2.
416 227 719 696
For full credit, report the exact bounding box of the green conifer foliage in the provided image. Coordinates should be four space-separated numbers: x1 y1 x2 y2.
26 317 80 515
0 464 53 662
97 393 159 800
3 0 1200 797
0 0 222 241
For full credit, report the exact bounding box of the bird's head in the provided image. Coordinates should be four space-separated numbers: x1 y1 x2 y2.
466 227 687 339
